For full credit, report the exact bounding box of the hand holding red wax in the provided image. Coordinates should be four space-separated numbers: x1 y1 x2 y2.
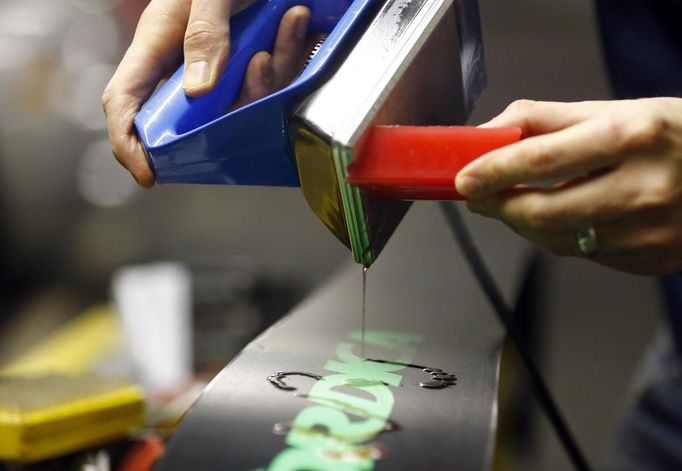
455 98 682 275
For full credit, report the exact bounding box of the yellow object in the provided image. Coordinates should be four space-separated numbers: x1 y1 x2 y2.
0 305 122 377
0 305 144 463
0 375 144 463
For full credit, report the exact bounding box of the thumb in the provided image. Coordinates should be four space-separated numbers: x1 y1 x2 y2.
183 0 232 96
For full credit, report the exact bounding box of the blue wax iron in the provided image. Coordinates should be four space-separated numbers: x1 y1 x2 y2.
134 0 375 186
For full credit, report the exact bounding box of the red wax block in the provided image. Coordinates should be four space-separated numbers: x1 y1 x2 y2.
346 125 522 200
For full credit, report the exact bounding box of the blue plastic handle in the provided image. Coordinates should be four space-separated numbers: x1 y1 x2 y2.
134 0 373 186
136 0 351 147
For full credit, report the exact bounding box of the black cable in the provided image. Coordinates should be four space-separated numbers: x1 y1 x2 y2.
439 202 593 471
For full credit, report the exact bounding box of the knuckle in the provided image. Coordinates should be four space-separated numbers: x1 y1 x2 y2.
101 90 110 110
524 199 554 231
603 115 628 150
184 20 227 53
485 156 505 183
101 84 116 112
620 182 646 209
507 99 537 115
110 145 124 165
110 139 127 165
608 113 668 152
632 172 678 211
649 174 677 207
628 115 668 149
527 144 557 172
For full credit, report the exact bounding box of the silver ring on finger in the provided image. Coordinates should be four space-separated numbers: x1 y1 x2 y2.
576 226 599 257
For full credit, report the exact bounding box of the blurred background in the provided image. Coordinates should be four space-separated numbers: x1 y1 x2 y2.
0 0 660 470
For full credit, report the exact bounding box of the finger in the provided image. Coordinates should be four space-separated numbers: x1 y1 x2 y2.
467 154 682 233
183 0 232 95
478 99 604 136
510 226 680 276
460 99 672 198
231 6 310 110
466 177 619 234
103 0 191 187
499 204 682 273
105 92 155 188
456 114 644 197
591 210 682 255
115 0 191 96
512 222 648 258
231 51 274 109
271 6 311 89
503 224 584 258
544 230 682 274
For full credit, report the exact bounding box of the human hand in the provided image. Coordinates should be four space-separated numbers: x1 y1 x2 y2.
103 0 313 188
455 98 682 275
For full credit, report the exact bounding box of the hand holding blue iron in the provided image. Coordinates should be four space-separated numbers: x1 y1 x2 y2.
103 0 318 188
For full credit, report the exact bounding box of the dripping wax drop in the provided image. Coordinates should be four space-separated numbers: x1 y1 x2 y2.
361 265 368 358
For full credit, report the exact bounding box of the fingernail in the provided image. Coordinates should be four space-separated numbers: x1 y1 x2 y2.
295 14 310 40
184 61 210 90
456 174 484 197
260 56 274 87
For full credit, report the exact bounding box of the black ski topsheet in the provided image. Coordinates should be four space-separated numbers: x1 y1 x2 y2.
158 204 528 471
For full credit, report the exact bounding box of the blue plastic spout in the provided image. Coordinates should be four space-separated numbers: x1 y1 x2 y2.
134 0 372 187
